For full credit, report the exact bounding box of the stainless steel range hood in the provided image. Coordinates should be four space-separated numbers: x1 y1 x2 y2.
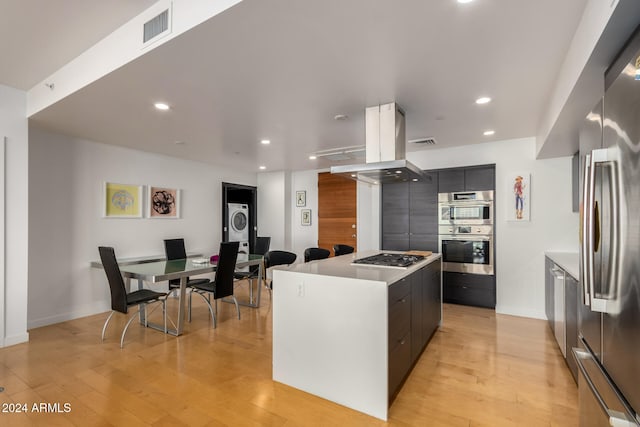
331 102 429 185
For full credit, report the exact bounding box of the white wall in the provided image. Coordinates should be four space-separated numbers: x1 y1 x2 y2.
257 171 290 252
290 170 319 261
0 84 30 346
409 137 579 319
28 128 256 328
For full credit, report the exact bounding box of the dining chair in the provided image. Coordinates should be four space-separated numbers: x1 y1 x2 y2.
264 250 297 292
164 238 209 296
333 244 355 256
304 247 331 262
188 241 240 328
98 246 168 348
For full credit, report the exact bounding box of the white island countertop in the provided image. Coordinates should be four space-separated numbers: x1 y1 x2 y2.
276 250 441 285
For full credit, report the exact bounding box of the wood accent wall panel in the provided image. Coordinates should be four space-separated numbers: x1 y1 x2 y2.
318 172 357 254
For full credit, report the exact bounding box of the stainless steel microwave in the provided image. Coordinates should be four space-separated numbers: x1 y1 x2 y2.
438 190 494 225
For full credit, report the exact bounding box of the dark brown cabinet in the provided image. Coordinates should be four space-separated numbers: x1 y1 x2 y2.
381 172 439 252
388 259 442 401
437 165 495 193
442 272 495 308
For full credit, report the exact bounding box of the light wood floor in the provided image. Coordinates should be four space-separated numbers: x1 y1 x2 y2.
0 283 577 426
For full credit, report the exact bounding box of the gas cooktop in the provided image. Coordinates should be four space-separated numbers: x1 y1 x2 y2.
351 252 425 268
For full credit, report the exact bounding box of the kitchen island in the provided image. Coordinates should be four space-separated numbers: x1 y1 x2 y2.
272 250 442 421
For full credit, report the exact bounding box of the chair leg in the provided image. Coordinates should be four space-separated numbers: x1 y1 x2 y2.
193 291 217 328
163 300 167 334
232 295 241 320
120 308 141 348
101 311 115 341
188 290 192 322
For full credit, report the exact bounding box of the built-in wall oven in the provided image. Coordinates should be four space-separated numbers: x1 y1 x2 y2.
438 191 494 275
438 191 493 225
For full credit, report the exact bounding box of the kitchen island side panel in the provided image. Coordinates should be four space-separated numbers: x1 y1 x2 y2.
272 270 389 420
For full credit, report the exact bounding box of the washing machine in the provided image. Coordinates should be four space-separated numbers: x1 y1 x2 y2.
228 203 250 242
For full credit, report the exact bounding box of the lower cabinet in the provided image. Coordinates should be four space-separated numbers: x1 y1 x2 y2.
443 272 495 308
388 260 442 401
544 256 579 383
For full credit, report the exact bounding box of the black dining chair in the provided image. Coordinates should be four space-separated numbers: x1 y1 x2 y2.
304 247 331 262
188 241 240 328
333 244 355 256
264 250 297 292
98 246 168 348
234 236 271 287
164 238 210 297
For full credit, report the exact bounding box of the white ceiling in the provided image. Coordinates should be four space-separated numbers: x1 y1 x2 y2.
4 0 589 173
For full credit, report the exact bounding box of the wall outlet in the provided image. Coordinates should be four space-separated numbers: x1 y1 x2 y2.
297 282 305 297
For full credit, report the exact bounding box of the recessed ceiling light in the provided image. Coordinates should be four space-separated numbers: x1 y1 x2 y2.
475 97 491 105
260 139 271 145
309 155 317 160
334 114 348 121
259 166 266 170
174 140 185 145
483 130 495 136
395 171 402 174
154 102 170 110
412 178 419 182
351 174 357 178
457 0 474 3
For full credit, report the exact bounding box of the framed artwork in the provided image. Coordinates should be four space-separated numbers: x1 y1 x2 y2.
296 190 306 207
507 173 530 221
301 209 312 226
148 186 180 218
104 182 143 218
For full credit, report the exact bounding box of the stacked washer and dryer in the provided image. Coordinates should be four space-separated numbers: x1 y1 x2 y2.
227 203 250 265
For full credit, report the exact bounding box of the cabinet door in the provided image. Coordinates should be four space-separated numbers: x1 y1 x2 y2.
565 273 578 382
438 169 465 193
545 257 555 331
382 182 409 235
423 260 442 344
410 269 423 364
464 165 495 191
409 171 439 251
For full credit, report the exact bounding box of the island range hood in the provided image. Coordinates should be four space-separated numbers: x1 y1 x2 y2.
330 102 429 185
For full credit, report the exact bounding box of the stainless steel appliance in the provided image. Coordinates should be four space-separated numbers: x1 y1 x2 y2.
549 264 566 357
438 224 493 275
438 191 493 225
330 102 430 184
352 252 425 268
574 28 640 427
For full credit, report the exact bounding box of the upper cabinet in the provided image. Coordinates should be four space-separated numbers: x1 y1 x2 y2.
438 165 495 193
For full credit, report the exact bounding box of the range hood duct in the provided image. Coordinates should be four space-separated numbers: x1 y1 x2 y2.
330 102 429 184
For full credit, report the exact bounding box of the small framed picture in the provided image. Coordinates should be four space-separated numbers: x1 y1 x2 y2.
296 190 306 207
103 182 143 218
301 209 312 226
148 186 180 219
296 190 307 207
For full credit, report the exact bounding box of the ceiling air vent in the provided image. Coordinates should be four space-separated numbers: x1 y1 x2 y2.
143 9 170 44
409 137 437 145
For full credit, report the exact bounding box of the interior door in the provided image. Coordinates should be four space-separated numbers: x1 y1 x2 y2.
318 172 357 255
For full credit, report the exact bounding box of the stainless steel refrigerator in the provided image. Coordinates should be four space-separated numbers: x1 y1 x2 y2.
575 28 640 427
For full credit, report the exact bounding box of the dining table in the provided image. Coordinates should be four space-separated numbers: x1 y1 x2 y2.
91 254 265 336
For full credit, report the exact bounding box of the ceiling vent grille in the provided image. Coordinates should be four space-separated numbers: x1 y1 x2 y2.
143 9 170 44
409 137 437 145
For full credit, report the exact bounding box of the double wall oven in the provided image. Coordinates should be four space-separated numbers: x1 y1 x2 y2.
438 191 494 275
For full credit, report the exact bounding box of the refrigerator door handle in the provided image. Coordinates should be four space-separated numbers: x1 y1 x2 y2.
588 148 621 314
581 153 592 306
573 348 639 427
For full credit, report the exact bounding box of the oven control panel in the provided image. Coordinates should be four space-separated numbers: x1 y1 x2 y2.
439 225 492 235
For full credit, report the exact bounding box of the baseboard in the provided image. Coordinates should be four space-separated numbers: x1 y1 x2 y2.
28 301 110 329
495 305 546 320
1 332 30 347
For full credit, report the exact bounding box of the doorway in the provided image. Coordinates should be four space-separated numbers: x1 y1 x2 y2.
318 172 357 255
222 182 257 253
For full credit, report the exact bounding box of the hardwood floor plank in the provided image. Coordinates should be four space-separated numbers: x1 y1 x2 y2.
0 287 577 425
